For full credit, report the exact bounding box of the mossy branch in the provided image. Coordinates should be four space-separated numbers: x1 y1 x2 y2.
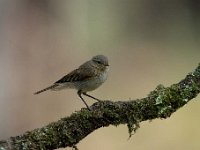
1 64 200 150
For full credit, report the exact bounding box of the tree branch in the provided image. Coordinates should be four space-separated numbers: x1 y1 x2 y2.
1 64 200 150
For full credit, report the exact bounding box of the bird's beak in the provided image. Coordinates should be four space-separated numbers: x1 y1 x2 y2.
105 64 109 66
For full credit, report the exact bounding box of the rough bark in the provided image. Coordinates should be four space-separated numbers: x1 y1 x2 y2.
0 64 200 150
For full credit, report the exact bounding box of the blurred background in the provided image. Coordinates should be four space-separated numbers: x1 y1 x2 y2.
0 0 200 149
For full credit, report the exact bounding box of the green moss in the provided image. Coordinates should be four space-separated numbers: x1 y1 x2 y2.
127 120 140 137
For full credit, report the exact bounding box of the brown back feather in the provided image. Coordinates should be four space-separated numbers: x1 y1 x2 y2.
55 68 96 84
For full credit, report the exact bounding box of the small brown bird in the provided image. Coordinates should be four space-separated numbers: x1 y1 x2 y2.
34 55 109 110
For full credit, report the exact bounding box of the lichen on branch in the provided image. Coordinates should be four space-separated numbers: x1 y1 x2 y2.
0 64 200 150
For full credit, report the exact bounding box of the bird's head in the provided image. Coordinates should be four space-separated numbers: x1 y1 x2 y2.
91 55 109 69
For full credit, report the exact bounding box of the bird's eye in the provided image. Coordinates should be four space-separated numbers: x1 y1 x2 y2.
96 61 101 64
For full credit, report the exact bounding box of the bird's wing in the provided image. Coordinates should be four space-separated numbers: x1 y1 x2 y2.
55 68 97 84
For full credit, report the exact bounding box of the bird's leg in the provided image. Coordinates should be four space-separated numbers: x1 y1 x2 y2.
77 91 90 110
82 92 102 102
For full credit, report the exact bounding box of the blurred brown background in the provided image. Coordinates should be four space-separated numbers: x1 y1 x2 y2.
0 0 200 150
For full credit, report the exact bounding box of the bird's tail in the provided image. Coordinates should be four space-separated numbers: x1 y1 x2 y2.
34 84 58 95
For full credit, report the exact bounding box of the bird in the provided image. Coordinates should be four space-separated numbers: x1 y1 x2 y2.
34 55 109 110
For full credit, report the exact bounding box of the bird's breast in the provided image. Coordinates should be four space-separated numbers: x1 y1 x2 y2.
77 67 109 92
98 67 109 82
